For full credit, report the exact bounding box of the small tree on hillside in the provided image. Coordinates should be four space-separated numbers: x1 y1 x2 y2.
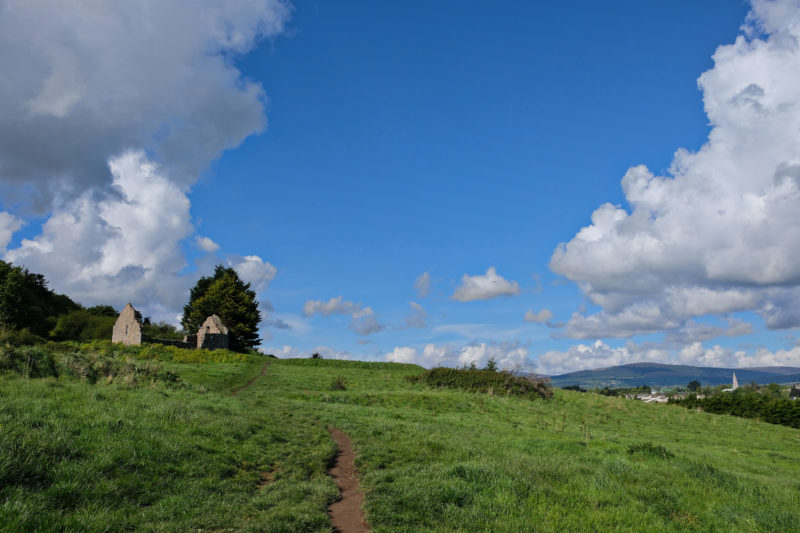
687 380 701 392
182 265 261 351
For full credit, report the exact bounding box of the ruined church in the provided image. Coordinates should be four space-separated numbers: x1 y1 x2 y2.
111 303 229 350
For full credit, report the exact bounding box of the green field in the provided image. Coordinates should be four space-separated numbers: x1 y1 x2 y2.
2 343 800 531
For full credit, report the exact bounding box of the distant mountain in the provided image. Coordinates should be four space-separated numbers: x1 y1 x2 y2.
549 362 800 388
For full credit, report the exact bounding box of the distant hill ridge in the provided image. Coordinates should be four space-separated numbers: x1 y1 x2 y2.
549 362 800 388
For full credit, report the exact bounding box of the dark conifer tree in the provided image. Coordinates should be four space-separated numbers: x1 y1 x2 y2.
182 265 261 351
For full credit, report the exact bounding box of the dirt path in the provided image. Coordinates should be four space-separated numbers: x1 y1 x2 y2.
327 427 369 533
232 360 269 396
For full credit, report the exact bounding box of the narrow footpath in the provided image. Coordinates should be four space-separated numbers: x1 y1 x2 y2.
327 427 369 533
232 360 270 396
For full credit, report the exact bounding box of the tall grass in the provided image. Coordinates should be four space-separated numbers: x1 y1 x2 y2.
2 350 800 531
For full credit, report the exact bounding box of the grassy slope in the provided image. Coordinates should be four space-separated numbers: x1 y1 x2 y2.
2 351 800 531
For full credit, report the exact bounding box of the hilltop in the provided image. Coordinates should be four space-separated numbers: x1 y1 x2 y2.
2 342 799 531
550 362 800 389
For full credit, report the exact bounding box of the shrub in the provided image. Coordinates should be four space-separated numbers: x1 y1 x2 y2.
627 442 674 459
49 310 115 341
329 376 347 391
0 327 47 346
0 344 57 378
142 321 185 341
408 367 552 400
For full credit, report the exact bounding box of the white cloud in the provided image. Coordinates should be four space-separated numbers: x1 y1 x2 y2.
303 296 384 336
0 212 22 251
414 272 431 298
665 318 754 344
550 0 800 335
303 296 361 317
385 341 531 371
5 151 192 320
536 340 669 376
524 308 553 323
452 267 520 302
261 344 357 360
385 346 418 364
563 303 681 339
227 254 277 293
195 236 219 253
404 301 427 328
0 1 289 318
536 338 800 375
350 307 384 335
0 0 291 210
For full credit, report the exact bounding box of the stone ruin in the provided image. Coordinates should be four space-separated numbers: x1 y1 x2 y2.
196 314 229 350
111 303 143 346
111 303 229 350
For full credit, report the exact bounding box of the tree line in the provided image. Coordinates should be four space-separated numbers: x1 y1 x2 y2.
0 260 261 351
670 389 800 429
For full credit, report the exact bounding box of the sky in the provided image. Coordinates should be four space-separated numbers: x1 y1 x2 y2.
3 0 800 374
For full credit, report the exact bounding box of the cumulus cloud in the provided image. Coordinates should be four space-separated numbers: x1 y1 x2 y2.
414 272 432 298
0 212 22 251
303 296 361 317
261 344 357 360
536 337 800 375
665 318 754 344
1 1 290 317
266 318 292 330
195 236 220 253
524 308 553 323
228 254 277 293
536 340 669 376
385 341 530 370
404 301 427 328
0 0 291 210
5 152 193 319
350 307 384 335
550 0 800 336
303 296 384 336
452 267 520 302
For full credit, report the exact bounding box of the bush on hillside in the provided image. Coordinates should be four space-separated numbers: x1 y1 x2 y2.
142 320 185 341
329 376 347 391
627 442 674 459
49 310 116 341
0 344 57 378
0 327 47 346
0 342 184 387
408 367 553 400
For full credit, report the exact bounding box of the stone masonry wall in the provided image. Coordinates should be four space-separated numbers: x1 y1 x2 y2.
112 306 230 351
112 303 142 346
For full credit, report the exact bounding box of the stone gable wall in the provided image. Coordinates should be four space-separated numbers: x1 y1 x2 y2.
112 306 230 351
196 314 229 350
112 303 142 346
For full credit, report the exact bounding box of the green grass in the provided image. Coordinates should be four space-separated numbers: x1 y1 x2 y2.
2 346 800 531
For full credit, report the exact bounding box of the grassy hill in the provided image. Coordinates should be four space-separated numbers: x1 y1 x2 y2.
2 342 800 531
550 362 800 388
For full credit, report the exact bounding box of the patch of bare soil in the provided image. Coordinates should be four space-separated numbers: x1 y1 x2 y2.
328 427 369 533
257 470 273 489
232 361 269 396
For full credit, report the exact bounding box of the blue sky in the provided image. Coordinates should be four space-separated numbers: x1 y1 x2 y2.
5 0 800 373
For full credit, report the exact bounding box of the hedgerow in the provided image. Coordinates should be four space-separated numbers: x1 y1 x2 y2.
670 391 800 429
407 367 553 400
